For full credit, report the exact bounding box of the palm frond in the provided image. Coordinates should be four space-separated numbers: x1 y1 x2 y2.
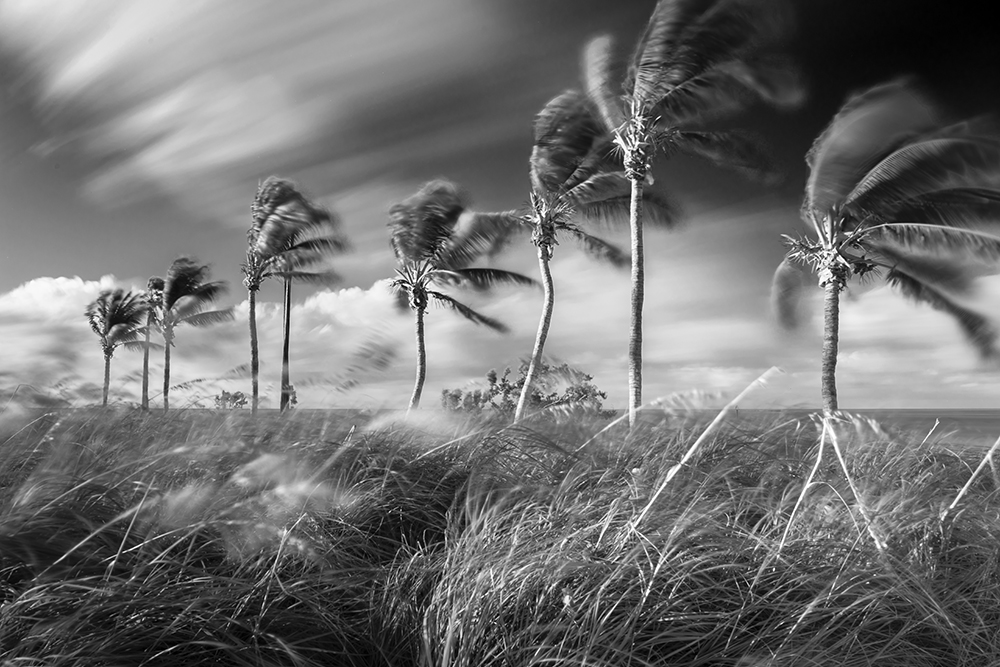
886 268 998 359
582 35 626 131
428 291 509 333
770 256 813 330
565 172 632 207
627 0 711 108
178 308 235 328
447 268 537 292
388 180 467 262
671 129 781 183
845 137 1000 215
251 177 340 258
863 223 1000 269
437 210 525 267
121 340 163 353
163 257 214 310
567 228 629 268
576 187 680 229
870 188 1000 231
530 90 603 194
86 289 147 339
803 78 939 220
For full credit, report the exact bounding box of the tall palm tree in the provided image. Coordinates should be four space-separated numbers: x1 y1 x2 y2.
140 276 164 410
388 180 535 410
85 288 147 407
160 257 233 411
584 0 802 426
514 89 678 421
772 79 1000 411
243 177 348 414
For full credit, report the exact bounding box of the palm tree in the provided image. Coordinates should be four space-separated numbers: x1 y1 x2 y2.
388 180 535 410
584 0 802 426
772 79 1000 411
140 276 164 410
85 288 148 406
514 89 678 421
243 177 348 414
160 257 233 411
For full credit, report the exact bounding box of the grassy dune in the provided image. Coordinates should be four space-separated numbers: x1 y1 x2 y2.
1 406 1000 665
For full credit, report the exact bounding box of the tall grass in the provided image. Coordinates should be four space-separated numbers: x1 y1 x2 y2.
2 405 1000 665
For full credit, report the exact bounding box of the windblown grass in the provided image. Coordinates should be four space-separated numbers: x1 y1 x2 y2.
2 405 1000 665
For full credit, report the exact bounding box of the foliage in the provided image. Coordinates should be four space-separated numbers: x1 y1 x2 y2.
4 408 1000 664
442 361 614 419
213 390 248 409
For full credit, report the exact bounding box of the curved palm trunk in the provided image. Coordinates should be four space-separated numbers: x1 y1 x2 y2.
821 275 843 413
516 247 555 421
627 176 645 428
280 277 292 412
141 312 152 410
248 288 260 416
408 305 427 412
163 332 171 412
102 352 112 407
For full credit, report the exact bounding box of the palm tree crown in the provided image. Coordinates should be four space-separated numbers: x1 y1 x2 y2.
584 0 803 426
773 79 1000 411
85 288 148 406
388 180 536 410
160 257 233 410
243 176 349 413
514 89 679 420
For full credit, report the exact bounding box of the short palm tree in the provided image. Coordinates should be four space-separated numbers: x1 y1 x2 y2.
160 257 233 411
772 79 1000 411
85 288 148 406
584 0 803 426
515 89 678 421
388 180 535 411
243 177 348 414
139 276 164 410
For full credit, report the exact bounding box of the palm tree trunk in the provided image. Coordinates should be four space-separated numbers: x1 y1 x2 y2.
163 333 171 412
821 274 842 413
516 246 555 421
627 175 645 428
141 312 152 410
102 352 111 407
249 288 259 416
409 305 427 411
280 277 292 411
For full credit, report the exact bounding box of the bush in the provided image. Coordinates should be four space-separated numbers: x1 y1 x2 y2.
441 361 614 420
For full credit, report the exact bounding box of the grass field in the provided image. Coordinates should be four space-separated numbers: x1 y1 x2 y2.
2 405 1000 666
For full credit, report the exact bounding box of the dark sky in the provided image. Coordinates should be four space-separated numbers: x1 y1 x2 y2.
2 0 999 409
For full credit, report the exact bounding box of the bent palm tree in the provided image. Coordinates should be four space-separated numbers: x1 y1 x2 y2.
515 89 678 421
85 288 147 406
140 276 164 410
243 177 348 414
773 79 1000 411
388 180 535 410
584 0 803 426
160 257 233 411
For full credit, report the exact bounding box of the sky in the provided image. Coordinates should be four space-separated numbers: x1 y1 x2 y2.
2 0 1000 411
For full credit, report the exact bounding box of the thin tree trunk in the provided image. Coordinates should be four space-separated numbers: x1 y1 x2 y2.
141 312 152 410
516 246 555 421
102 352 111 407
249 288 259 416
628 176 645 428
821 274 842 413
280 277 292 411
163 332 171 412
408 306 427 411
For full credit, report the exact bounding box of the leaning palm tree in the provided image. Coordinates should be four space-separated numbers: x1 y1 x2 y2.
388 180 536 410
514 89 678 421
772 79 1000 411
160 257 233 411
584 0 803 426
85 288 148 406
243 177 348 414
139 276 164 410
